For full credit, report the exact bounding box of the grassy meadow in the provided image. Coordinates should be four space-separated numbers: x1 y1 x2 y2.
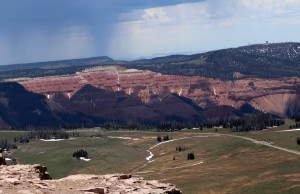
0 122 299 193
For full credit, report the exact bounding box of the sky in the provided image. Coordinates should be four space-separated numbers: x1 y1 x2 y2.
0 0 300 65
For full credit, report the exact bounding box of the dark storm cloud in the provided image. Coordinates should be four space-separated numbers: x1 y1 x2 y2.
0 0 203 65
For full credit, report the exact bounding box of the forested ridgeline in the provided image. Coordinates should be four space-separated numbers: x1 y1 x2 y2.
154 114 284 132
125 42 300 80
0 43 300 80
204 114 284 132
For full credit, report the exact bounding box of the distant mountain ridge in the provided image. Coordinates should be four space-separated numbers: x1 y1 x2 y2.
126 42 300 80
0 56 115 71
0 56 123 80
0 42 300 80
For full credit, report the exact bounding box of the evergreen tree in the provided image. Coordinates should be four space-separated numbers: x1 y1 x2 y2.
73 149 88 159
187 153 195 160
157 136 162 142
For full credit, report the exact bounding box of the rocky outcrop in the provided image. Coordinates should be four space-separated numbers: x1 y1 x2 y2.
33 164 52 180
0 148 6 165
11 66 300 118
0 164 181 194
0 154 6 165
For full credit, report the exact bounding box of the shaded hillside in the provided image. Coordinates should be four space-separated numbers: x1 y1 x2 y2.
51 84 207 125
0 82 60 129
0 82 274 128
50 84 268 126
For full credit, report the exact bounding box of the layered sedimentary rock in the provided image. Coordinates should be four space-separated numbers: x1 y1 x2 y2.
0 164 181 194
11 66 300 118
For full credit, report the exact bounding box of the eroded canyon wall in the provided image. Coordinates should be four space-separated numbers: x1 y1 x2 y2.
11 66 300 118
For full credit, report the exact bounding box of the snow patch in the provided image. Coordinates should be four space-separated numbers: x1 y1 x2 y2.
40 139 64 142
277 128 300 132
108 136 139 140
80 157 91 161
293 47 298 54
266 126 277 129
90 99 96 107
108 136 132 140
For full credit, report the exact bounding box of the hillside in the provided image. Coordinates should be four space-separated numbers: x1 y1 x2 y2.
5 65 299 128
0 82 61 129
126 42 300 80
0 42 300 80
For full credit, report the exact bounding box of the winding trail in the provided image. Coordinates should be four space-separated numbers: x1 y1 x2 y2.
216 133 300 156
176 132 300 156
105 130 300 175
145 135 208 162
109 131 300 156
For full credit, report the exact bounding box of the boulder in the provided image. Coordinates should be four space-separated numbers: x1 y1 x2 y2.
82 187 105 194
0 153 6 165
166 188 182 194
119 174 132 180
33 164 52 180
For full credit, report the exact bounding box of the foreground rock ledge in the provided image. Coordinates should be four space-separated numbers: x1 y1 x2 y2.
0 164 182 194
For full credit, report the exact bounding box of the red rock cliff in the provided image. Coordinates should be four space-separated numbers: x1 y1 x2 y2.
11 66 300 117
